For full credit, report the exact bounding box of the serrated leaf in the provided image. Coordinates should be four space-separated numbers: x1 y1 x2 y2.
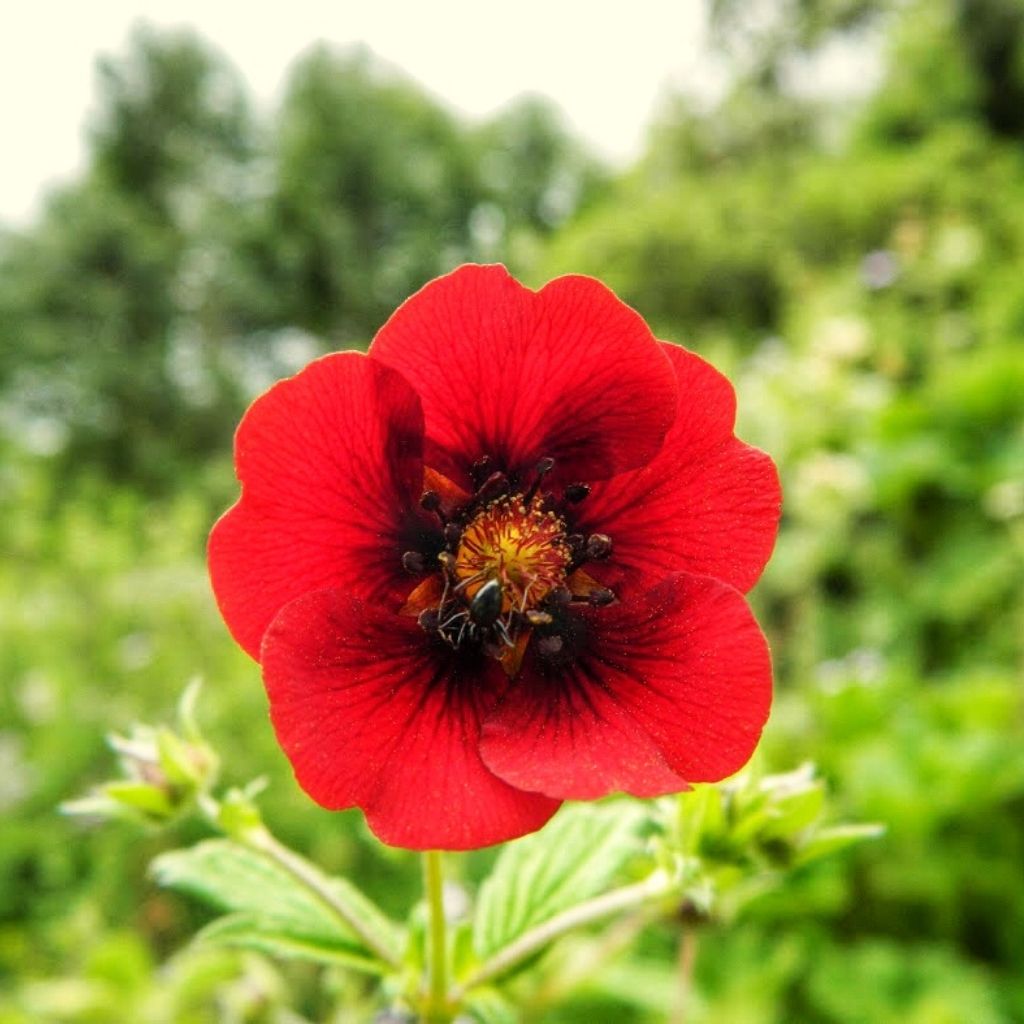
473 803 646 959
794 823 885 866
152 839 403 964
198 913 387 973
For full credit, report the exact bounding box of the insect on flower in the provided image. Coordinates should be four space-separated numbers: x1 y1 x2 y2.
209 265 781 850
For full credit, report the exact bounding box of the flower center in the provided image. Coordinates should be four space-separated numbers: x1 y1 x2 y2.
401 456 616 675
455 496 570 614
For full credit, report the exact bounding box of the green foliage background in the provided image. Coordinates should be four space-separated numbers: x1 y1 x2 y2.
2 1 1023 1019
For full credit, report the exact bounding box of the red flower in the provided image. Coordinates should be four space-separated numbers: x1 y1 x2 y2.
209 265 780 850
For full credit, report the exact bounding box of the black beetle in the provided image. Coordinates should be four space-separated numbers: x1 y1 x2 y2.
469 578 503 628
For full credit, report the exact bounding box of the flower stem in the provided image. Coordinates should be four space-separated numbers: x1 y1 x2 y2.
422 850 451 1022
451 869 673 1001
244 826 401 969
673 927 699 1024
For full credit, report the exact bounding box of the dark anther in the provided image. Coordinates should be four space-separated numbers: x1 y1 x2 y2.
401 551 426 574
536 634 564 656
585 534 613 560
444 522 462 547
548 586 572 607
564 483 591 504
419 494 448 524
475 471 510 504
470 456 494 485
524 457 556 503
526 609 553 626
417 609 440 633
469 578 503 627
588 587 616 607
566 533 585 553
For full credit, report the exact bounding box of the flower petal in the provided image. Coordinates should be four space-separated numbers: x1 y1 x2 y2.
209 352 431 660
480 573 772 798
261 588 561 851
368 264 677 488
479 654 687 800
578 343 781 594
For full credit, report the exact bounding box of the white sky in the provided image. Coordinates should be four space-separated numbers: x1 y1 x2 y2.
1 1 726 226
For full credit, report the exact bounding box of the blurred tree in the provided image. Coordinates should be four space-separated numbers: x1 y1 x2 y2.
646 0 893 176
182 49 608 345
251 44 484 341
473 95 609 235
89 25 254 215
955 0 1024 138
0 27 254 486
862 0 1024 143
708 0 890 87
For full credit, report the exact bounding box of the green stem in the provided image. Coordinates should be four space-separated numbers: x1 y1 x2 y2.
451 869 673 1001
422 850 451 1022
673 927 698 1024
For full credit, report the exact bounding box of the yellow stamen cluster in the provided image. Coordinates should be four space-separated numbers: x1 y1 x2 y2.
455 496 569 613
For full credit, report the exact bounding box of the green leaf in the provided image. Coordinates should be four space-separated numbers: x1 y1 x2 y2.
677 785 725 855
214 787 265 839
756 783 826 842
464 987 519 1024
197 913 387 973
60 793 152 825
155 727 203 787
176 676 205 743
795 823 886 866
755 764 827 841
104 780 175 817
473 803 646 960
727 803 776 846
152 839 403 964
